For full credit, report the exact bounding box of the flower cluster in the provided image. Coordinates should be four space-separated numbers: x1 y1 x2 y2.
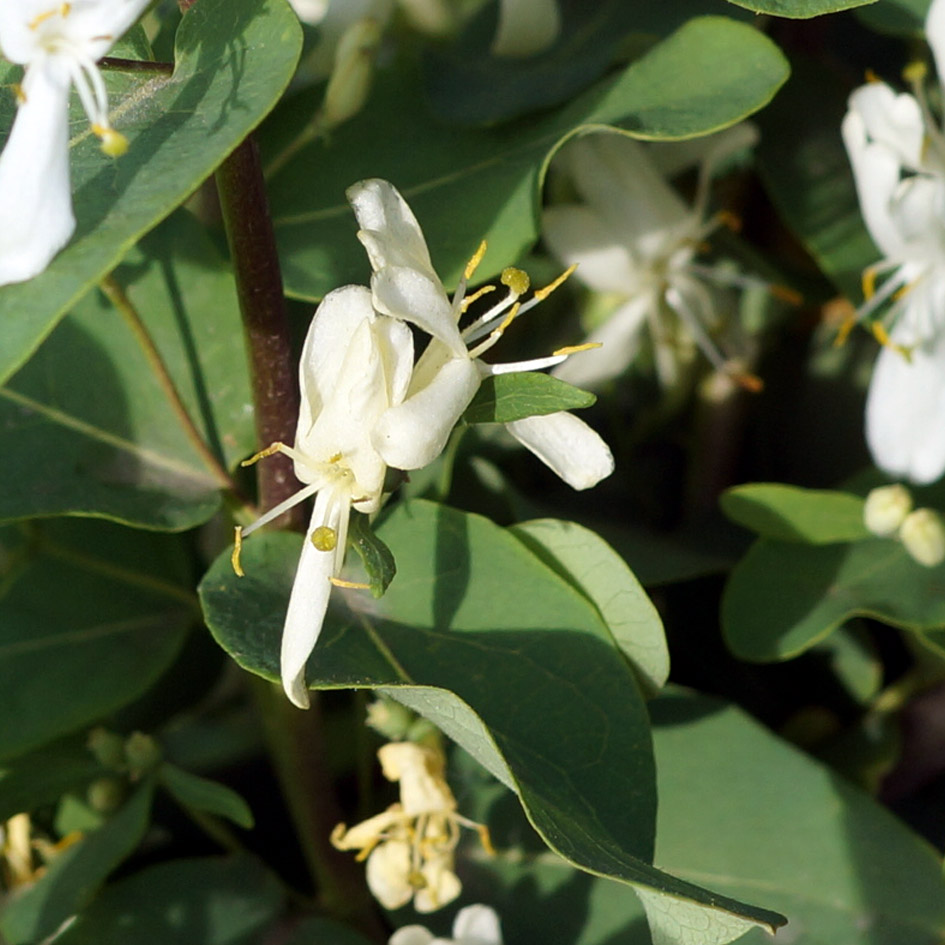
233 179 612 708
0 0 149 285
841 0 945 484
390 904 504 945
863 483 945 567
331 741 491 913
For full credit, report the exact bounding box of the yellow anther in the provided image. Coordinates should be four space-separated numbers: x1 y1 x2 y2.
241 442 286 467
871 322 913 360
770 284 803 305
532 264 577 302
865 68 881 84
460 284 496 312
717 209 742 233
231 527 245 578
500 267 530 296
476 823 496 857
904 61 927 85
97 127 128 158
862 266 878 300
330 577 372 589
553 342 602 356
464 240 488 281
892 282 914 301
733 371 764 393
312 526 338 552
29 4 70 29
13 84 25 106
833 313 857 348
328 452 343 464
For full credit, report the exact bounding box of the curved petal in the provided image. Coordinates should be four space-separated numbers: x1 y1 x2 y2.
504 411 614 490
348 178 436 277
388 927 436 945
280 490 348 709
372 266 467 356
452 904 503 945
0 60 75 286
373 356 481 470
847 82 925 172
365 840 415 910
866 330 945 484
491 0 560 57
551 294 653 388
928 0 945 94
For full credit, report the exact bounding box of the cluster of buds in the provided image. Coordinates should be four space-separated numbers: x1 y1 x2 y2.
863 484 945 567
331 741 492 913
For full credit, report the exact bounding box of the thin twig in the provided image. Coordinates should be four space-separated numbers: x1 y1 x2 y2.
99 274 250 505
98 57 174 75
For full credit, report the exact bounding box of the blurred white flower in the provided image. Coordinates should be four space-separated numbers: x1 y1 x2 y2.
347 177 615 491
491 0 559 57
390 904 504 945
541 126 765 392
333 742 491 913
0 0 149 285
232 286 415 709
899 507 945 566
842 1 945 484
863 483 913 536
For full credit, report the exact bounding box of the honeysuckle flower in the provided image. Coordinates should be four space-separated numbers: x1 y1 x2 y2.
232 285 415 710
841 1 945 483
389 904 504 945
541 125 767 392
347 177 615 491
0 0 149 285
332 742 491 913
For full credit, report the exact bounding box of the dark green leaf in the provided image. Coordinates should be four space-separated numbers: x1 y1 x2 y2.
463 373 595 425
0 0 302 385
269 17 788 300
159 763 254 830
200 500 783 937
858 0 930 33
50 855 284 945
722 536 945 661
347 511 396 598
0 212 254 530
720 483 870 544
0 782 154 945
0 519 193 760
725 0 878 14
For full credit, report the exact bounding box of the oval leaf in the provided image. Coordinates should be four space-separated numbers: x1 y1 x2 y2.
463 373 595 425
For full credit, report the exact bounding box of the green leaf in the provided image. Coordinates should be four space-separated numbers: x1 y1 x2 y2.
0 0 302 385
283 918 374 945
756 56 874 301
0 781 154 945
159 763 254 829
509 519 669 694
268 17 788 300
50 855 284 945
858 0 930 34
200 500 784 938
720 483 870 544
347 511 396 598
722 536 945 661
724 0 878 14
463 373 595 425
459 690 945 945
0 737 105 823
0 519 193 760
0 211 254 531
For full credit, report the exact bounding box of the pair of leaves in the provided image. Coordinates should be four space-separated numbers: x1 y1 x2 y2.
721 483 945 661
200 500 783 942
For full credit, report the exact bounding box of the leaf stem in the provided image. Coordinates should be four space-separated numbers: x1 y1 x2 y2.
99 275 250 507
215 136 305 528
98 57 174 75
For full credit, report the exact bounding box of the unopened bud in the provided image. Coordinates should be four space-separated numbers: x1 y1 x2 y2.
864 484 913 537
87 777 125 814
900 509 945 567
365 697 415 740
124 732 162 775
87 727 126 771
322 18 381 130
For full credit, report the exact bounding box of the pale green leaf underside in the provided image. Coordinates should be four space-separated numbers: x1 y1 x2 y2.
725 0 878 16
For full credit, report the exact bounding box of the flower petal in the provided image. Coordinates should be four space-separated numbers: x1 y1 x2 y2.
866 328 945 484
280 491 348 709
504 411 614 490
452 904 504 945
388 927 436 945
927 0 945 95
365 840 415 910
0 60 74 286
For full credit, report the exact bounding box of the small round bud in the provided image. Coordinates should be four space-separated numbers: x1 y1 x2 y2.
322 18 381 130
87 777 125 814
87 727 126 771
124 732 162 774
365 697 415 740
899 508 945 567
863 484 913 537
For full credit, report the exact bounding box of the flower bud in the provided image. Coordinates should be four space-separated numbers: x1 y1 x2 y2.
87 727 126 771
321 18 382 131
87 777 126 814
863 484 913 537
899 508 945 567
124 732 162 775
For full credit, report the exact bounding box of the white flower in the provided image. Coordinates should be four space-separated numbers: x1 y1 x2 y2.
541 125 764 392
0 0 149 286
841 3 945 484
347 177 615 491
233 286 415 709
389 904 504 945
332 742 490 913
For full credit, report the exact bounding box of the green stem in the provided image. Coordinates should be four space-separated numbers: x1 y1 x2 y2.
215 136 305 528
99 274 250 509
98 57 174 75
